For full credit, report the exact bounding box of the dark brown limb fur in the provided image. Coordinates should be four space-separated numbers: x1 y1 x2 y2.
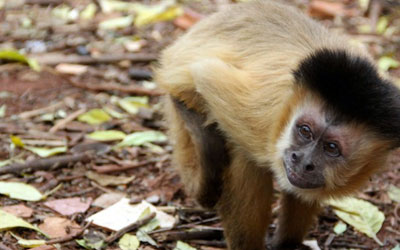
272 192 321 249
172 97 230 208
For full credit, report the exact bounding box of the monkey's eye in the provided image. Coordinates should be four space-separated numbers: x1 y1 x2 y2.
323 142 341 157
298 125 313 140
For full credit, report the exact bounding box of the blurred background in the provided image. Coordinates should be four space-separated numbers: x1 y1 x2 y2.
0 0 399 249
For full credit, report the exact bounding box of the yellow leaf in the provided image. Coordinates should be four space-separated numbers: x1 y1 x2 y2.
10 135 25 148
118 96 149 115
99 15 134 30
115 131 167 148
80 3 97 20
0 181 43 201
0 210 46 235
388 185 400 203
378 56 400 72
78 109 111 125
119 234 140 250
10 232 46 248
87 130 126 141
328 197 384 245
376 16 389 35
333 220 347 235
0 50 40 71
174 241 197 250
24 146 67 158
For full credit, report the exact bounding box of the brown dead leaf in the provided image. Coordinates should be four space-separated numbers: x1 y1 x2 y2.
309 0 358 18
92 192 125 208
44 197 92 216
2 204 33 218
38 217 81 238
86 171 135 186
173 8 203 30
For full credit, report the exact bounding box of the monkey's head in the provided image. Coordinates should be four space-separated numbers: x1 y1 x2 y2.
274 48 400 201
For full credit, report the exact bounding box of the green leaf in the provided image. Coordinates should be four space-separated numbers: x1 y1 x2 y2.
0 50 40 71
388 185 400 203
333 220 347 235
378 56 400 72
0 210 46 235
24 146 67 158
115 131 167 148
0 159 11 167
119 234 140 250
118 96 149 115
0 181 43 201
376 16 389 35
10 232 46 248
174 241 197 250
328 197 384 245
87 130 126 141
78 109 111 125
80 3 97 20
136 230 157 246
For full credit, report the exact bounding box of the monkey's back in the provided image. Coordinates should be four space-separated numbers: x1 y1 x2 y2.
156 0 352 106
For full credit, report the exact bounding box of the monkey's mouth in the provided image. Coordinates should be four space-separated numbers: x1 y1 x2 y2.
284 163 324 189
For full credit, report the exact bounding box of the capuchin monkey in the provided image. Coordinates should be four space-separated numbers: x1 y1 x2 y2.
156 1 400 249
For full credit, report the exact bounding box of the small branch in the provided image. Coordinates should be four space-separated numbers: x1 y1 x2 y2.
25 0 63 4
50 108 87 133
68 79 163 96
31 53 158 66
46 221 91 245
188 240 226 248
157 229 223 242
18 101 64 119
92 160 154 174
0 153 90 175
106 212 156 243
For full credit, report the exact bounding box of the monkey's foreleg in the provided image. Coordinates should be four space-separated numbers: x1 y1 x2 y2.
218 151 273 250
272 192 321 249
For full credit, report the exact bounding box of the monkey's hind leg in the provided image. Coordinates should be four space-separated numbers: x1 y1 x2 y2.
164 96 230 208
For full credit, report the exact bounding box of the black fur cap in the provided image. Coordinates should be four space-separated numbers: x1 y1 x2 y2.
293 48 400 144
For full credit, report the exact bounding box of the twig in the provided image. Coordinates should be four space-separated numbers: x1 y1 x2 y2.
0 153 90 175
330 243 370 249
46 221 91 244
92 160 154 174
31 53 158 65
158 229 223 241
188 240 226 248
106 212 156 243
18 101 64 119
68 78 163 96
25 0 63 4
49 108 87 133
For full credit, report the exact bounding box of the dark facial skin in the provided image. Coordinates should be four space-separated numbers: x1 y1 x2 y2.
283 112 346 189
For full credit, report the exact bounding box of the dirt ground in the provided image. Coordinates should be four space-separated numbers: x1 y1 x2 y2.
0 0 400 249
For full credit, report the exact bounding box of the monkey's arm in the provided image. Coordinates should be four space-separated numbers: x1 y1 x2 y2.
272 192 321 249
190 58 265 156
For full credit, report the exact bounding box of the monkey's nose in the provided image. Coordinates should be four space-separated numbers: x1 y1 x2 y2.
291 152 302 163
304 164 315 172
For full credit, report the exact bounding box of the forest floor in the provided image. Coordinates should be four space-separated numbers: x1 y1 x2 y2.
0 0 400 249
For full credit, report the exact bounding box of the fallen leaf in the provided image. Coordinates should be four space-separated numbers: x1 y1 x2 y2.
302 240 321 250
87 130 126 141
134 2 183 27
116 131 167 148
2 204 33 218
0 209 45 235
78 109 111 125
11 135 25 147
44 197 92 216
136 230 157 246
0 104 5 117
76 232 105 250
24 146 67 158
86 171 135 186
388 185 400 203
173 8 203 29
0 181 43 201
80 3 97 20
39 217 81 238
376 16 389 35
309 0 357 18
174 241 196 250
0 50 40 71
333 220 347 235
118 96 149 115
92 192 125 208
55 63 88 75
29 245 57 250
86 198 175 231
378 56 400 72
119 234 140 250
99 15 134 30
10 232 46 248
328 197 384 245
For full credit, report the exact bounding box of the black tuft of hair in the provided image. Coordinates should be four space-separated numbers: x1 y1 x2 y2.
293 48 400 144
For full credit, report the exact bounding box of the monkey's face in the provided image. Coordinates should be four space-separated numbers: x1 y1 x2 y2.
275 95 384 199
